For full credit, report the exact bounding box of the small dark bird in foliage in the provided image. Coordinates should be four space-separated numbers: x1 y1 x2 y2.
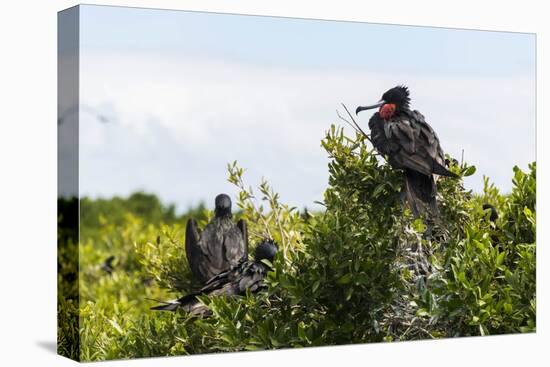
100 255 116 275
482 203 501 248
185 194 248 284
482 203 499 222
356 85 458 217
141 277 154 287
151 239 278 314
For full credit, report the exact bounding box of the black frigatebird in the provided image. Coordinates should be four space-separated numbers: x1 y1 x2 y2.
482 203 499 223
100 255 116 275
185 193 248 284
356 85 458 216
151 239 278 314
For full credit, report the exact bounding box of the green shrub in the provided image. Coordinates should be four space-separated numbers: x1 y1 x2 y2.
58 125 536 361
419 163 536 336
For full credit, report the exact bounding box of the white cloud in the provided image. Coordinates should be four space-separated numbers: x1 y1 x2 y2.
78 51 535 210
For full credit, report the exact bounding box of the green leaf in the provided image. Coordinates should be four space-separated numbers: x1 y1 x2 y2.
312 279 321 293
297 322 307 340
412 218 427 233
108 319 123 335
336 273 353 285
463 166 476 177
496 252 506 267
372 183 386 197
479 324 487 336
345 287 354 301
416 309 429 317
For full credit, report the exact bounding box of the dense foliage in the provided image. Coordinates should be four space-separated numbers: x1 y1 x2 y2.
58 126 536 361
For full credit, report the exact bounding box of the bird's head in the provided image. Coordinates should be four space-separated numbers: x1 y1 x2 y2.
254 239 278 263
356 85 411 120
214 193 232 218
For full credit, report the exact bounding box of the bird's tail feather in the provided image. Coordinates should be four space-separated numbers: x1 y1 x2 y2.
404 169 438 217
149 293 201 312
150 302 180 312
432 161 458 178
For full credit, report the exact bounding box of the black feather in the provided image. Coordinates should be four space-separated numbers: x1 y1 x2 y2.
381 85 411 110
150 302 181 312
432 161 459 178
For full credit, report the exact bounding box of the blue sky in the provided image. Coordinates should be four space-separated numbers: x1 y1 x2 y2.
80 5 534 76
75 5 536 211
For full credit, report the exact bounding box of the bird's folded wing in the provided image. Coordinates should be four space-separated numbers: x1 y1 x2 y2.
237 219 248 259
185 219 203 278
410 110 447 166
387 121 433 176
390 112 455 177
389 120 416 154
222 226 247 265
198 265 238 293
236 264 267 293
199 222 226 271
368 113 393 156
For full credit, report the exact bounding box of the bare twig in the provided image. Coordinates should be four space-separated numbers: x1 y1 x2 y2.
341 103 373 144
336 109 360 134
336 103 390 163
233 174 273 240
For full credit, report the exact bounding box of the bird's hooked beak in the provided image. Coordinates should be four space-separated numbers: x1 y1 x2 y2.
356 101 384 115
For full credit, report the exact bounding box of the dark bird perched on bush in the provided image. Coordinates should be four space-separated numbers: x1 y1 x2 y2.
151 239 278 314
185 194 248 284
100 255 116 275
356 85 458 216
482 203 501 249
482 203 499 223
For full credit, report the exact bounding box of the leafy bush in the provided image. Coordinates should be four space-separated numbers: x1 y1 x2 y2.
417 163 536 337
57 198 79 359
57 125 536 361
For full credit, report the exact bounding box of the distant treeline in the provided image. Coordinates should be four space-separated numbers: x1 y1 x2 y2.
59 192 209 231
